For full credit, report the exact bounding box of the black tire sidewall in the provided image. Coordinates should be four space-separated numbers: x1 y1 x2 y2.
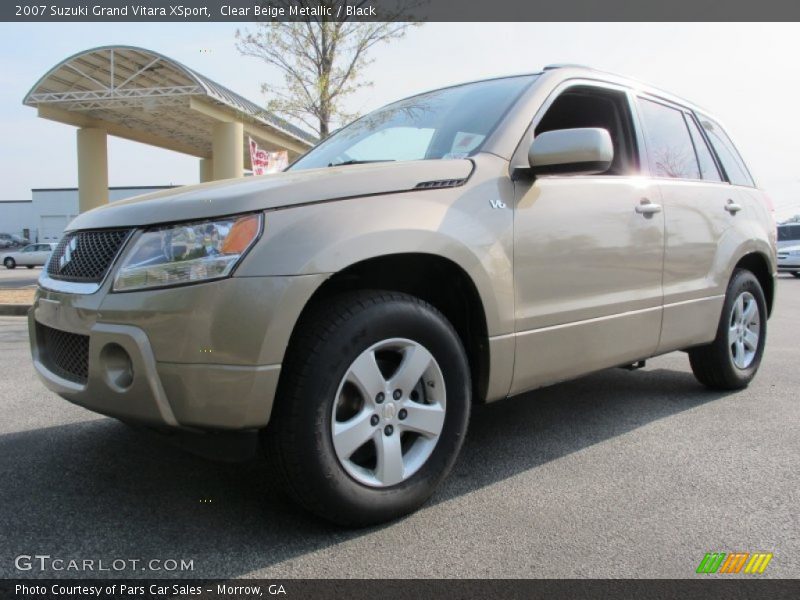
714 270 768 385
4 258 14 269
289 296 470 523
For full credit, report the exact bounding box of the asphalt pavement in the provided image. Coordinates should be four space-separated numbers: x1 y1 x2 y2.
0 266 41 289
1 276 798 579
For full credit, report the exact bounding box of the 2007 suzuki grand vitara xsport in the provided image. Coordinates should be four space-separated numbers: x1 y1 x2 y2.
30 66 776 525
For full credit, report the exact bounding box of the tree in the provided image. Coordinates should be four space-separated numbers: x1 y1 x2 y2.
236 1 421 138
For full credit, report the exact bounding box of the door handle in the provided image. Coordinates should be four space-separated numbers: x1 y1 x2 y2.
635 199 662 216
725 199 742 214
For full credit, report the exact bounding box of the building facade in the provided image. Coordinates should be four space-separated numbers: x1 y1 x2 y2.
0 186 176 243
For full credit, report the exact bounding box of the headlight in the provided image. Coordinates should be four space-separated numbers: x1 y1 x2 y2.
113 213 263 292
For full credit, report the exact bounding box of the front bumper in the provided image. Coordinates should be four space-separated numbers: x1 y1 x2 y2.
29 274 327 430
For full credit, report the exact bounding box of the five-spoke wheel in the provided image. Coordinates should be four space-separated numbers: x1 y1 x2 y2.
264 291 471 526
332 338 446 488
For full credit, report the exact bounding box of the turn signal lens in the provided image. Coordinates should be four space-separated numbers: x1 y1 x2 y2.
222 213 261 254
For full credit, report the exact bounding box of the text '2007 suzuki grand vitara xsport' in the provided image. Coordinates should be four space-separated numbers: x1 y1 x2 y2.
30 66 776 525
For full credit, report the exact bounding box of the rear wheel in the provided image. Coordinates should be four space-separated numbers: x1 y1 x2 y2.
689 269 767 390
264 290 471 526
3 258 15 269
792 272 800 279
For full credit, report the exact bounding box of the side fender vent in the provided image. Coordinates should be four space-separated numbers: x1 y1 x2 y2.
414 178 467 190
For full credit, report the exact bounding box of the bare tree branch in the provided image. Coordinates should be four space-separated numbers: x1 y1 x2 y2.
237 0 424 138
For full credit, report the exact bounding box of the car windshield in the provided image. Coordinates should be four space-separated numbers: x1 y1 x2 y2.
289 75 536 171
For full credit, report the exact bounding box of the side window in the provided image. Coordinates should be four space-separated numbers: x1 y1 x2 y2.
534 86 638 175
637 98 700 179
685 116 723 182
779 225 800 242
697 116 754 187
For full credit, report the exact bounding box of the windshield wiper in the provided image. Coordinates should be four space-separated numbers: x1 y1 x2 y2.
327 159 395 167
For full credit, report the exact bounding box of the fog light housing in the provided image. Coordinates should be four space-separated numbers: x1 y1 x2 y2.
100 343 134 391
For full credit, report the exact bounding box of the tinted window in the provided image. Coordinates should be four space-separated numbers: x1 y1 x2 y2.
638 98 700 179
685 116 723 182
536 88 638 175
697 116 754 187
778 225 800 242
290 75 535 170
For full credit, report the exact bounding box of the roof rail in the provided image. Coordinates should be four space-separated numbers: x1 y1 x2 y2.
542 63 593 71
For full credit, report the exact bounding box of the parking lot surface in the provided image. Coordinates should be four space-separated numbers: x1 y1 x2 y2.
0 266 41 289
1 277 798 579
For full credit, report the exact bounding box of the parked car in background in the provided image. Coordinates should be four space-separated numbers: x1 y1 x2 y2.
0 233 31 249
28 66 776 526
778 223 800 250
778 244 800 277
2 243 56 269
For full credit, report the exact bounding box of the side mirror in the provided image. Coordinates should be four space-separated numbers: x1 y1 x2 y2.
528 127 613 176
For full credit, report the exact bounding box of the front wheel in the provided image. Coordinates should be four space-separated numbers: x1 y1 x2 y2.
264 290 471 526
3 258 15 269
689 269 767 390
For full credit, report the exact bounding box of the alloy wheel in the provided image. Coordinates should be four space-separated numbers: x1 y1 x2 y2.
331 338 446 488
728 291 760 369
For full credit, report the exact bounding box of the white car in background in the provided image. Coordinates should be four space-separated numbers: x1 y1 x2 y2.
778 244 800 278
2 243 56 269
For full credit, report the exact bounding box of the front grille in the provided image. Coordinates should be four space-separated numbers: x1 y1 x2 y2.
47 229 131 283
37 323 90 384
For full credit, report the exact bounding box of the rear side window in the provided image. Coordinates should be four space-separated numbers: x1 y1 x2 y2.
685 116 723 182
779 225 800 242
697 116 754 187
638 98 700 179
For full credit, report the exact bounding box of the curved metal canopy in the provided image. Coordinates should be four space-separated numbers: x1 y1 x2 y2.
24 45 315 158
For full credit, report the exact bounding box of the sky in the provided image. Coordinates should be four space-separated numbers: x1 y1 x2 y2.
0 22 799 219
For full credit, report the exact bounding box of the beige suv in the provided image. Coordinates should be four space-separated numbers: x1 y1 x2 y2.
29 66 776 525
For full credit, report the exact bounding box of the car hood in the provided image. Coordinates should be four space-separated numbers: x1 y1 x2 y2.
67 159 474 231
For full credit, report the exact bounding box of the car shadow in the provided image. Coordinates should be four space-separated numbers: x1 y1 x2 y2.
0 365 730 578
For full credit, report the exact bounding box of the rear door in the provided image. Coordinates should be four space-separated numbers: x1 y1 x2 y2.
635 96 734 353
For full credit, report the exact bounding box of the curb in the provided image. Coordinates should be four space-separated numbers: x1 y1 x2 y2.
0 304 30 316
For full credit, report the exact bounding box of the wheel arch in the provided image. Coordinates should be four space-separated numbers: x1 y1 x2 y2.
283 253 493 404
733 251 774 317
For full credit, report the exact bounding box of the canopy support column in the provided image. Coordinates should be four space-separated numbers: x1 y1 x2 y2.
77 127 108 213
212 122 244 180
199 158 214 183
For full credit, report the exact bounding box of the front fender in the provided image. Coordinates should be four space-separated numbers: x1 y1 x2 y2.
236 177 515 336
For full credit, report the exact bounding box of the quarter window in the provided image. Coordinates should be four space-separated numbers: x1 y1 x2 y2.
697 116 754 187
638 98 700 180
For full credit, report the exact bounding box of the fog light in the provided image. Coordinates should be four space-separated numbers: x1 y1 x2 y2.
100 343 134 391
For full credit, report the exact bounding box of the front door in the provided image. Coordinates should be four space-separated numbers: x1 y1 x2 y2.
510 84 665 395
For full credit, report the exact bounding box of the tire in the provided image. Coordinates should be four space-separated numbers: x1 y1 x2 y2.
263 290 471 526
3 258 15 269
26 265 34 269
689 269 767 390
792 272 800 279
